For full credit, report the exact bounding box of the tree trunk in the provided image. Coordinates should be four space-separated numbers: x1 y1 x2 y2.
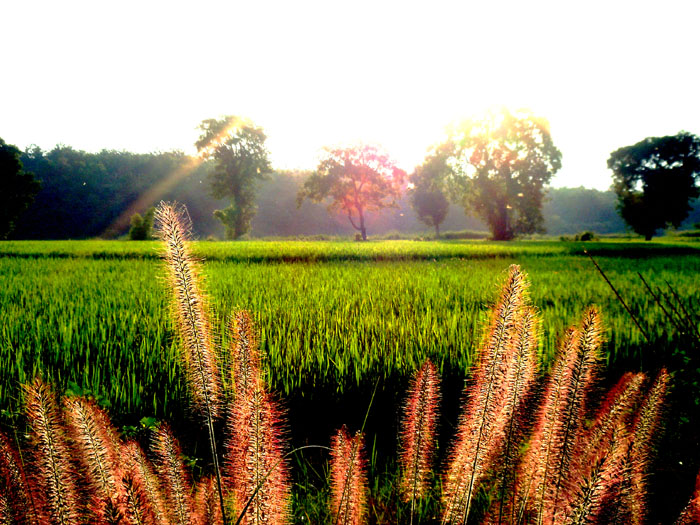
645 233 653 241
491 204 511 241
359 207 367 241
435 222 440 240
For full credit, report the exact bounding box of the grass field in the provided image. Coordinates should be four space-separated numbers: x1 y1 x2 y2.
1 239 699 522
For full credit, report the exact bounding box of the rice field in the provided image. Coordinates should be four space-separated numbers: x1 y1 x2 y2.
1 239 699 423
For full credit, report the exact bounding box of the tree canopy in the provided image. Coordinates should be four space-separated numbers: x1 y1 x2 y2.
297 145 406 240
0 138 40 239
13 147 210 239
448 108 562 240
196 116 272 239
608 132 700 240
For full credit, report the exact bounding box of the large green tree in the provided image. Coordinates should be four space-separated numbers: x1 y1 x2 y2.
0 138 40 239
608 132 700 240
410 145 453 238
196 116 272 239
449 108 562 240
297 144 406 240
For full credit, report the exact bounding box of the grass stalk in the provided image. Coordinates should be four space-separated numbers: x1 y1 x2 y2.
155 202 226 524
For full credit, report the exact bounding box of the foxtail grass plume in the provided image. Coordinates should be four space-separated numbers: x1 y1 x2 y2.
622 368 670 525
492 306 540 524
120 472 159 525
0 491 10 525
23 378 81 525
0 430 38 525
122 441 168 525
195 476 223 525
578 372 646 461
676 468 700 525
155 201 222 418
225 381 290 525
330 426 368 525
399 359 440 516
230 310 261 399
559 372 646 523
155 201 226 522
442 264 529 523
564 422 630 524
515 307 603 525
547 307 605 521
63 397 125 519
224 311 290 524
152 424 195 525
102 497 126 524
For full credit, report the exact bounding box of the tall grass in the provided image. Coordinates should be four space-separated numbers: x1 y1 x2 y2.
1 251 697 523
1 238 699 521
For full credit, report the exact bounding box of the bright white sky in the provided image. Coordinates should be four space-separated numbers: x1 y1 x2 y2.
2 0 699 190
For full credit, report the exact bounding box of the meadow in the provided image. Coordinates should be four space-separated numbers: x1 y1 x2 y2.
1 238 699 522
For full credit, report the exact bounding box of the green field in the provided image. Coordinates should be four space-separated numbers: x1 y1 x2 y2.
2 239 699 418
1 239 699 521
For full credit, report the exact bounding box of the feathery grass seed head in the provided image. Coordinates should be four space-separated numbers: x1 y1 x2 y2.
330 426 368 525
399 359 440 504
23 378 81 525
155 201 222 419
151 424 194 525
442 264 530 523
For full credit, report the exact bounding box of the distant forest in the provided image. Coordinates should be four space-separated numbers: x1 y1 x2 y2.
12 147 700 240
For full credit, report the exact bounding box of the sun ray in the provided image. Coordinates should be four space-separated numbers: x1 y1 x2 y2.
101 155 203 237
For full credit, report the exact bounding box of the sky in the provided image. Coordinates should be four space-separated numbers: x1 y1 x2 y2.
2 0 699 190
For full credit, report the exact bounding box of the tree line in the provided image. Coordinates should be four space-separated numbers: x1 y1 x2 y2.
1 109 699 240
6 146 694 240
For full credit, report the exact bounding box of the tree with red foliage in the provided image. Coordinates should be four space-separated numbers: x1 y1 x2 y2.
297 144 406 240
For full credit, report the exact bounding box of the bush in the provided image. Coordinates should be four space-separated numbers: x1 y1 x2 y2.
128 207 155 240
560 231 599 242
575 230 598 241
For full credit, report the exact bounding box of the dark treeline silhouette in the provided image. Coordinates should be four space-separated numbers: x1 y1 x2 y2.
542 186 627 234
14 147 224 239
10 146 700 240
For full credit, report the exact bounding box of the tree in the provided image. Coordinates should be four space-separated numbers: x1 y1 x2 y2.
297 144 406 240
0 138 40 239
409 147 453 238
608 132 700 240
448 108 562 240
411 188 449 239
196 116 272 239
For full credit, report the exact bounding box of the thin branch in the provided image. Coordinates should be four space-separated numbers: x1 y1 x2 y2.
584 249 650 343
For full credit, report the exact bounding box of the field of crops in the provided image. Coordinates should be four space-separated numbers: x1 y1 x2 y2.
2 239 699 415
1 239 699 521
